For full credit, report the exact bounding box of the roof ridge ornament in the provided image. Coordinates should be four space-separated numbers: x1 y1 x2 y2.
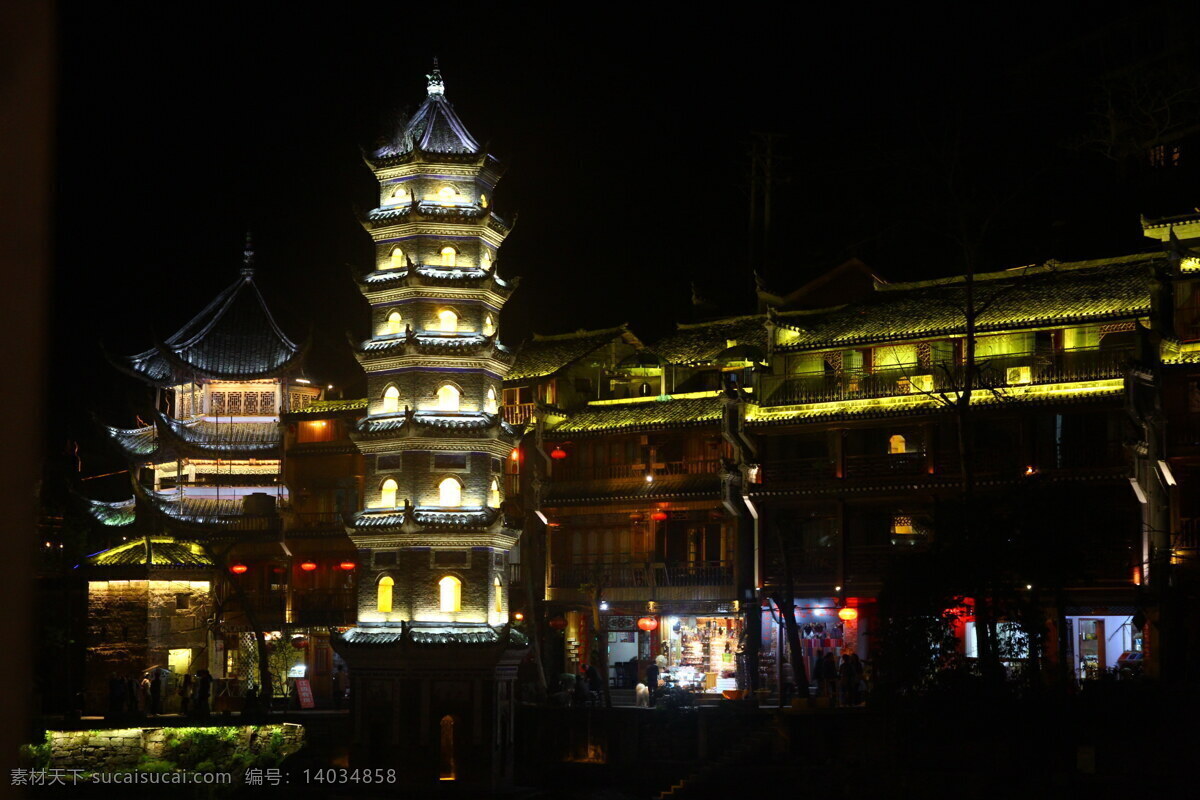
241 232 255 277
427 58 445 97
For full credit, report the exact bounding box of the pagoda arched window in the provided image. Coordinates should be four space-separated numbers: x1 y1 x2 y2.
481 250 492 270
437 383 461 411
389 246 405 270
437 185 458 205
381 478 398 508
377 575 394 613
437 308 458 332
440 247 457 267
390 185 407 204
482 314 495 337
438 477 462 507
382 384 400 414
387 311 403 335
888 434 907 454
479 193 489 208
484 387 498 414
439 575 462 612
493 575 502 613
488 478 501 509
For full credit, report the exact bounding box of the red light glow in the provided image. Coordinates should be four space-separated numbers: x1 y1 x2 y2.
651 510 668 521
340 561 356 571
300 561 317 572
550 446 567 460
230 564 248 575
637 616 659 632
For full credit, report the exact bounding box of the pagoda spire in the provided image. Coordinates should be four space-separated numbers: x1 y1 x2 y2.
427 58 444 97
241 232 255 277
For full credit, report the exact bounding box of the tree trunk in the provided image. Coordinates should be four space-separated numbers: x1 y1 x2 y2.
585 579 612 708
522 523 549 702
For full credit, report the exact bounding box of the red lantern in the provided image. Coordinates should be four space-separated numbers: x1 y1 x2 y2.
550 445 567 460
637 616 659 632
339 561 356 571
838 607 858 622
229 564 248 575
299 561 317 572
509 448 521 461
650 510 668 522
549 616 568 631
291 636 309 649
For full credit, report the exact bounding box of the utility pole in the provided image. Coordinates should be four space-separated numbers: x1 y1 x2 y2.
747 133 790 278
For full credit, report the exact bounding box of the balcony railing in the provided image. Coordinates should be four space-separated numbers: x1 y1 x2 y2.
762 457 837 482
554 458 720 482
843 452 927 478
548 560 732 589
502 402 536 426
760 349 1130 407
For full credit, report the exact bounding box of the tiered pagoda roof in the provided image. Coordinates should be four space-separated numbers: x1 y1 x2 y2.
104 410 282 462
548 392 726 436
82 537 213 569
370 65 481 159
112 266 306 386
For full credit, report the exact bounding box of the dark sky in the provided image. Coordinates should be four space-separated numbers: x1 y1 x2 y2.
50 4 1198 480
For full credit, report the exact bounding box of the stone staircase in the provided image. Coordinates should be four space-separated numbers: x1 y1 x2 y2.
656 728 775 799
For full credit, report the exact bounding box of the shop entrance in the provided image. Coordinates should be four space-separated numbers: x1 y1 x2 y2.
1065 614 1137 680
661 616 741 694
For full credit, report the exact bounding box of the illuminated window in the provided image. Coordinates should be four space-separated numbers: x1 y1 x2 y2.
484 387 498 414
438 308 458 332
390 185 407 203
483 314 495 336
381 478 398 508
440 247 457 267
489 478 501 508
493 575 502 613
439 575 462 612
439 477 462 507
382 385 400 413
479 193 489 208
481 250 492 270
377 575 394 613
437 383 461 411
437 185 457 204
387 311 402 335
389 247 405 270
888 435 907 454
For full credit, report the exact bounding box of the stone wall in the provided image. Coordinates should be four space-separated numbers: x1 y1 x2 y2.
43 724 304 773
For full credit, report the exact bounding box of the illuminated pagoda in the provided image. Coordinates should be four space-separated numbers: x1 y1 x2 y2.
79 241 323 712
332 64 526 788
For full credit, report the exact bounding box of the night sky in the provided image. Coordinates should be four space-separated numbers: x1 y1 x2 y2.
50 5 1197 485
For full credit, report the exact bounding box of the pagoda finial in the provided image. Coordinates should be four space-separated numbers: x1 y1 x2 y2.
427 58 445 97
242 232 255 276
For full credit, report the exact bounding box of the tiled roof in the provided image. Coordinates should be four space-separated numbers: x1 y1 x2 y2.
366 203 487 222
507 326 634 381
350 506 501 531
80 497 136 527
286 397 368 416
115 271 304 385
159 414 281 451
550 394 725 435
338 626 528 647
83 537 212 568
371 72 480 157
104 423 159 458
773 255 1159 352
651 316 768 366
544 472 722 505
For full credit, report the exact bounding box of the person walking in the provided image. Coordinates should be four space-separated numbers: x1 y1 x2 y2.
178 673 192 716
780 659 796 707
821 652 838 705
195 669 212 718
645 661 659 707
149 670 162 716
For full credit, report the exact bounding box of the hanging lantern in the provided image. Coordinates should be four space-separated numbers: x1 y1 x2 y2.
838 607 858 621
637 616 659 632
339 561 356 571
514 612 525 621
550 445 567 460
229 564 249 575
650 510 668 522
549 616 568 631
509 447 521 462
299 561 318 572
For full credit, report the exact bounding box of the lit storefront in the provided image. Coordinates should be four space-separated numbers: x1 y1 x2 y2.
758 599 869 690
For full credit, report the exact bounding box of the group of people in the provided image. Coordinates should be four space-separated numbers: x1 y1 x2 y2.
779 651 867 707
106 668 212 719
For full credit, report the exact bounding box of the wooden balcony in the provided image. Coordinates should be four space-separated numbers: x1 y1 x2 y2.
553 458 720 482
547 560 734 603
502 402 536 426
290 589 356 625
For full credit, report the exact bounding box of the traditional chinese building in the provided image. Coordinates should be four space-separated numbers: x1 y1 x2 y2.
331 66 526 789
79 246 357 711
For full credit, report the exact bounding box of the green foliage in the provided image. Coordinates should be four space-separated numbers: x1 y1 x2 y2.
19 731 52 770
136 757 178 773
654 685 697 712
